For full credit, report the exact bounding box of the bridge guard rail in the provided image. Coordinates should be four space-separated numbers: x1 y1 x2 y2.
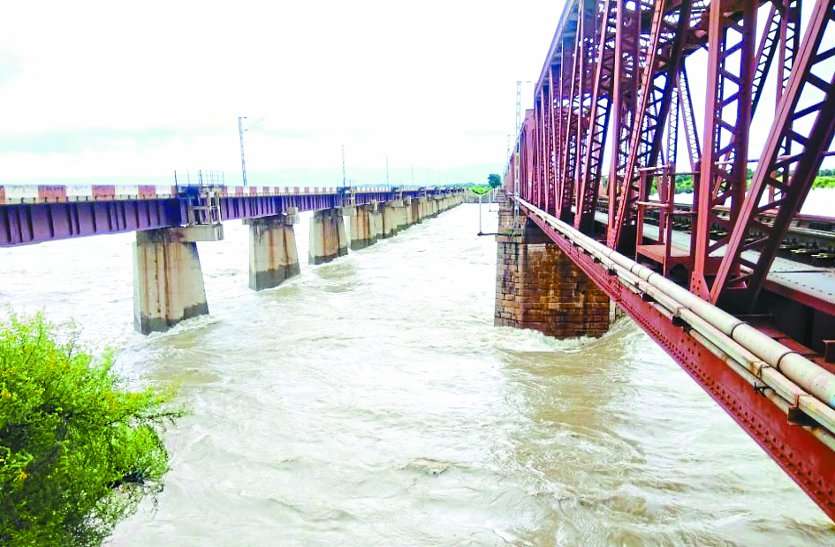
516 197 835 519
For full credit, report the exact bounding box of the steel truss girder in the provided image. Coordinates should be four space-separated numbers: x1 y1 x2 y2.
711 0 835 308
606 0 642 242
609 0 693 250
558 2 591 221
575 0 618 234
507 0 835 522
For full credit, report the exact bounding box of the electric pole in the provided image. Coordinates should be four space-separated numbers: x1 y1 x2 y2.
513 81 532 226
238 116 248 187
514 82 522 224
385 154 390 185
341 144 347 187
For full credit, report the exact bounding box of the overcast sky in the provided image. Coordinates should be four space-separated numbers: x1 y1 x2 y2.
0 1 564 186
2 2 830 187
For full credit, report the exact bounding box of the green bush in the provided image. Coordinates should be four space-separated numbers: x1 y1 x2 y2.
813 175 835 189
469 185 492 196
0 315 180 546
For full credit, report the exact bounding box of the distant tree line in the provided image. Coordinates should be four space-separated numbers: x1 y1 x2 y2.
603 168 835 195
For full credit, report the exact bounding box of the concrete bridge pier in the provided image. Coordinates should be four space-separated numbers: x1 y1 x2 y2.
411 197 423 224
381 199 403 238
369 204 383 243
247 211 300 291
309 208 348 264
494 196 612 338
133 224 223 334
350 203 382 251
403 197 415 227
417 197 429 221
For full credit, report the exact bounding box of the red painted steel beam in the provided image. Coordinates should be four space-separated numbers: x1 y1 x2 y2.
558 2 588 222
677 62 702 172
575 0 617 234
609 0 692 251
751 3 780 116
690 0 757 300
519 201 835 521
605 0 641 243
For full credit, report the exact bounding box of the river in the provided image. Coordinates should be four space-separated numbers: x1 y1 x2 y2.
0 204 831 545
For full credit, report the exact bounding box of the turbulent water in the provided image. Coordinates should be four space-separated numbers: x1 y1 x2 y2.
1 204 831 545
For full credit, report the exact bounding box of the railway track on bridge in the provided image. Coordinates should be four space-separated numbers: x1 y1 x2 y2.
499 0 835 519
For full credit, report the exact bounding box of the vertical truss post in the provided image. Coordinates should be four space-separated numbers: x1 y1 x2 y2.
678 62 702 172
751 4 781 115
609 0 692 252
538 87 548 210
559 2 586 222
547 65 557 216
576 0 617 234
524 111 536 203
555 38 573 219
606 0 641 244
690 1 756 299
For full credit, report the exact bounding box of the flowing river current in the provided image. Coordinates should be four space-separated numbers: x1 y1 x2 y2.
1 204 831 545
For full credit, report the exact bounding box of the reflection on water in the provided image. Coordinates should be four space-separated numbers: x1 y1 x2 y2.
0 205 830 545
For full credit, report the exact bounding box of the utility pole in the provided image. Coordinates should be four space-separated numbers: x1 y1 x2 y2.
410 165 415 186
238 116 248 187
512 81 534 227
385 154 390 185
514 81 523 225
341 144 347 187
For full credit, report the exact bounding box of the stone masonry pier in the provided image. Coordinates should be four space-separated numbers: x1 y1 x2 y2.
494 193 612 338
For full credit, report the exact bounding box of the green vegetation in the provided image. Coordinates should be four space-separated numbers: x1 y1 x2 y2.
469 185 492 196
675 175 695 193
657 172 835 195
0 314 180 546
468 174 502 196
814 175 835 189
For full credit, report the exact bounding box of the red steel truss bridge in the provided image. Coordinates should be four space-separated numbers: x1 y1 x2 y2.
504 0 835 519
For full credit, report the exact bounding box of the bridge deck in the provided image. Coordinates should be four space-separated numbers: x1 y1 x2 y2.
0 184 461 247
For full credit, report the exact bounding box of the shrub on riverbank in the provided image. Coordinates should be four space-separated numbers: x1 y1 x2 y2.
0 315 180 545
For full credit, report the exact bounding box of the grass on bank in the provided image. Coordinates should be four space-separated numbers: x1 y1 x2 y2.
0 314 180 546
